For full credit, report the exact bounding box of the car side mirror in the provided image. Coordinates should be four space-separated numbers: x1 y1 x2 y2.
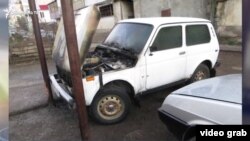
149 46 158 52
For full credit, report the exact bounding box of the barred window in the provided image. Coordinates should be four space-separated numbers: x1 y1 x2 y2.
99 4 113 17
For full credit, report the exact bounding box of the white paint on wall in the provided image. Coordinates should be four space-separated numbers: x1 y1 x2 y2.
97 16 115 30
133 0 208 18
39 10 55 23
220 0 242 26
85 0 106 6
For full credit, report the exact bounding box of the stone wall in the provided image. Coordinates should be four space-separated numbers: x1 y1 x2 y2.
9 31 108 65
9 39 53 64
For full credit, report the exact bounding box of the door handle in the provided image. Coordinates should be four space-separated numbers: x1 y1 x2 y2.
179 51 186 55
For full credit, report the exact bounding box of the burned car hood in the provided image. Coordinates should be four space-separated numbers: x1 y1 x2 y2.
173 74 242 104
52 6 100 72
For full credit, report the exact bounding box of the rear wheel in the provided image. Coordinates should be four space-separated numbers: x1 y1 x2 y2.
90 85 131 124
190 64 210 83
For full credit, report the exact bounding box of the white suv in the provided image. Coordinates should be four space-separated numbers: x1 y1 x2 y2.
50 7 220 124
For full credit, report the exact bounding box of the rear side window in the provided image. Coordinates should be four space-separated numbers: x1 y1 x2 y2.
186 25 211 46
152 26 182 51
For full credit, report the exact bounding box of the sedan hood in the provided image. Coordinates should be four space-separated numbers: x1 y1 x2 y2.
173 74 242 104
52 6 100 72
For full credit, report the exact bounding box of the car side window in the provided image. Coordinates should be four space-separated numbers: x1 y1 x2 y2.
186 24 211 46
152 26 182 51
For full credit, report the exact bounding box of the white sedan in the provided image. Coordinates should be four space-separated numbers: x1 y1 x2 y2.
158 74 242 140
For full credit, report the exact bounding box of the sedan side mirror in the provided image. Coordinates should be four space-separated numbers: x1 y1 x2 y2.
149 46 158 52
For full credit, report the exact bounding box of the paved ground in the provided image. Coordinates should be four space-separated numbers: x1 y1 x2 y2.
9 51 242 141
9 60 56 116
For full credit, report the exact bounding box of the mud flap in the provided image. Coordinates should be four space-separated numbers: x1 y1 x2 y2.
211 62 220 77
210 69 216 77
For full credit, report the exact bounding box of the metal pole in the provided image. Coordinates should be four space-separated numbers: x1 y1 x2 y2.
60 0 90 140
28 0 54 104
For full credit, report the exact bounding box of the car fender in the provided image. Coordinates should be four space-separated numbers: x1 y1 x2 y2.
83 68 138 105
186 57 215 78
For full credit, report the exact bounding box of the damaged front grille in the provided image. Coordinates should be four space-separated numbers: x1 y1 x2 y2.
56 66 73 87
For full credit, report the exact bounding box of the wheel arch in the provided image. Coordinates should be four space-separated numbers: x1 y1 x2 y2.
201 60 212 69
201 60 216 77
92 80 136 105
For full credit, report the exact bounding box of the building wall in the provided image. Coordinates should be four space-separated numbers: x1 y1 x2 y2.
86 1 115 31
73 0 85 10
48 1 61 20
216 0 242 37
133 0 209 18
38 10 55 23
97 16 115 31
85 0 106 6
113 0 134 22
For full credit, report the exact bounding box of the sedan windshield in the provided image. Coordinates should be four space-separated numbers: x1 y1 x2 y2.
103 23 153 54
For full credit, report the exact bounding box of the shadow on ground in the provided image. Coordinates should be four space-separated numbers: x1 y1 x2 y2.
10 86 181 141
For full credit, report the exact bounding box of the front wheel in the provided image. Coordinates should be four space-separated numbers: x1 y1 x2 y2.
90 86 131 124
190 64 210 83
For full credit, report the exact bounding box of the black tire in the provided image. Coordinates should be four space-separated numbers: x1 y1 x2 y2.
90 85 131 124
190 64 210 83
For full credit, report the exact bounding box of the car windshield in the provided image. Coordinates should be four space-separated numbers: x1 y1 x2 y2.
103 23 153 54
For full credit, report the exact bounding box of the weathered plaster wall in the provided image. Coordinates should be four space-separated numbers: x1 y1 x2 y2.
133 0 209 18
113 1 134 22
216 0 242 37
97 16 115 31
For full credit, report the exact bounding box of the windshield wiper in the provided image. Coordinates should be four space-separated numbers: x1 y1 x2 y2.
99 43 137 59
120 47 136 55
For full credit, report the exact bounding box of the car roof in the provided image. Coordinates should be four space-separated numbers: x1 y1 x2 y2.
119 17 210 27
172 74 242 104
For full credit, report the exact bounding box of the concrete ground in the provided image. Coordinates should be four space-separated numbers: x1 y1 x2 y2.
9 51 242 141
9 60 56 116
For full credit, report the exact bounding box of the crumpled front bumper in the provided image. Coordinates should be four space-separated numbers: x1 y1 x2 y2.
49 74 75 107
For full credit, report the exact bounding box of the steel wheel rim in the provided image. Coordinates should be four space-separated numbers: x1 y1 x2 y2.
194 71 206 81
97 95 124 120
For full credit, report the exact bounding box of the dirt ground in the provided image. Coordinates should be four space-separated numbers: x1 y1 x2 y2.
9 51 242 141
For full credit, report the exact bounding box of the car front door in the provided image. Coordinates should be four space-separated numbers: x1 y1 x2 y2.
145 25 186 90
